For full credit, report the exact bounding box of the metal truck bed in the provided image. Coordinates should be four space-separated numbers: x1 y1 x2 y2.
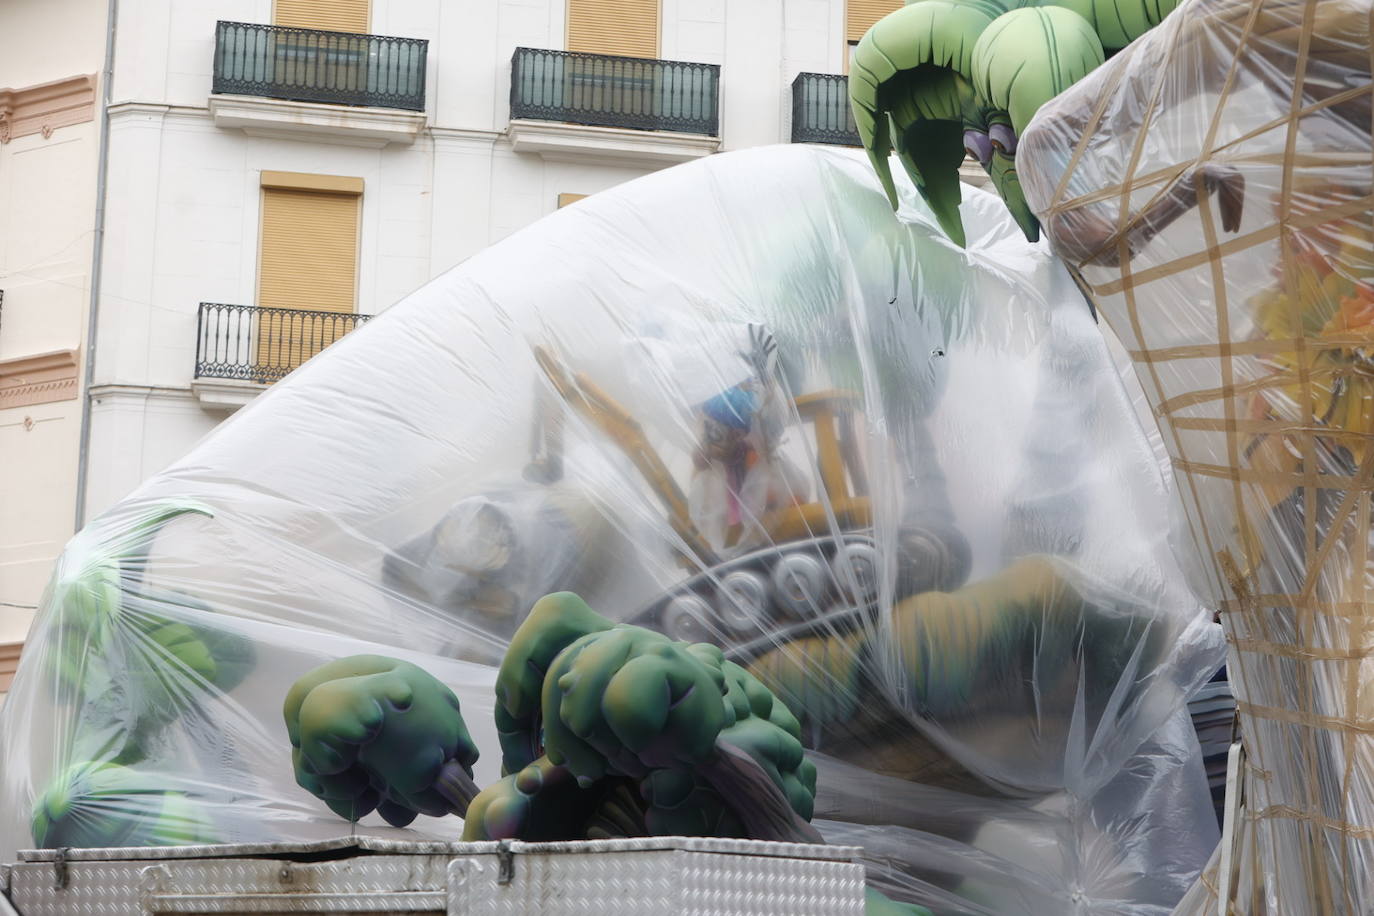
3 835 866 915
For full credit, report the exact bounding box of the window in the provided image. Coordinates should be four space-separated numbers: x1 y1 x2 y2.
274 0 370 33
257 171 363 375
845 0 901 70
567 0 659 58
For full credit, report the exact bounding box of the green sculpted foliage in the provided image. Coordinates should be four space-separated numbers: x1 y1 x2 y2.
31 762 215 849
284 655 481 826
493 591 615 774
468 592 819 844
851 0 1178 244
282 578 1153 914
850 1 999 247
41 502 255 769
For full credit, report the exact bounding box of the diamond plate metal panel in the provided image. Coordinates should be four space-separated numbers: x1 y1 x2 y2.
7 838 865 915
456 848 866 915
10 860 153 916
141 856 449 913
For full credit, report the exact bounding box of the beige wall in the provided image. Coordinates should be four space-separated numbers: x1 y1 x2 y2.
0 0 108 90
0 0 107 638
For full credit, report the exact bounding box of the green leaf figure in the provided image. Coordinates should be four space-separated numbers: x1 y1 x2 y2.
850 0 1180 245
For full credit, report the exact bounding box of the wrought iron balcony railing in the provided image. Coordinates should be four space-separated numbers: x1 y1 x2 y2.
510 47 720 136
791 72 860 146
195 302 373 385
213 21 427 111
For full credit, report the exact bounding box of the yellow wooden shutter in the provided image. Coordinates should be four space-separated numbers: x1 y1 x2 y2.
274 0 371 33
567 0 659 58
257 175 362 376
846 0 902 42
259 187 360 313
557 193 587 208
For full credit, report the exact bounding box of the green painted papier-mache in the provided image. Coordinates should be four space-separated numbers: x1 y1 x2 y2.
31 761 216 849
283 655 482 826
31 501 255 848
45 502 256 750
849 0 1175 246
472 592 819 844
285 592 933 914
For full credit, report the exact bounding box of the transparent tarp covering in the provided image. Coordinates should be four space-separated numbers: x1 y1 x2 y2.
1019 0 1374 910
0 144 1224 914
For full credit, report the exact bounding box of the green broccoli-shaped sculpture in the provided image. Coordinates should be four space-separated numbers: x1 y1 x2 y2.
284 655 481 826
46 502 256 763
31 761 215 849
286 593 932 914
473 592 820 844
29 500 258 848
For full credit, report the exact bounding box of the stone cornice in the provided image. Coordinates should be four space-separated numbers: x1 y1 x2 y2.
506 119 720 167
0 74 97 144
88 383 194 402
429 125 503 145
190 377 265 412
209 94 426 148
0 348 80 409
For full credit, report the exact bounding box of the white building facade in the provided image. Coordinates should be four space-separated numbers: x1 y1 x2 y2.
85 0 900 518
5 0 989 684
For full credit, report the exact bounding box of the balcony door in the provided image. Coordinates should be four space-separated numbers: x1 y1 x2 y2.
565 0 662 126
257 171 362 381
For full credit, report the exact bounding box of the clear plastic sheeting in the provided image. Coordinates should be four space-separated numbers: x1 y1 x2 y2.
1019 0 1374 910
0 144 1224 914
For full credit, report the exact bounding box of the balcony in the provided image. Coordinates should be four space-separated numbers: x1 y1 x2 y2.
192 302 372 410
791 73 860 147
507 47 721 166
209 21 428 146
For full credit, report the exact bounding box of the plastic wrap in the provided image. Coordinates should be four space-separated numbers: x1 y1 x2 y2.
0 144 1225 914
1019 0 1374 909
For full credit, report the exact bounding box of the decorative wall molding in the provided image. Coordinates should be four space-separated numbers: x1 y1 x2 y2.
429 126 503 145
209 95 425 148
88 383 197 404
0 349 80 409
0 641 21 692
0 74 97 144
190 377 266 412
